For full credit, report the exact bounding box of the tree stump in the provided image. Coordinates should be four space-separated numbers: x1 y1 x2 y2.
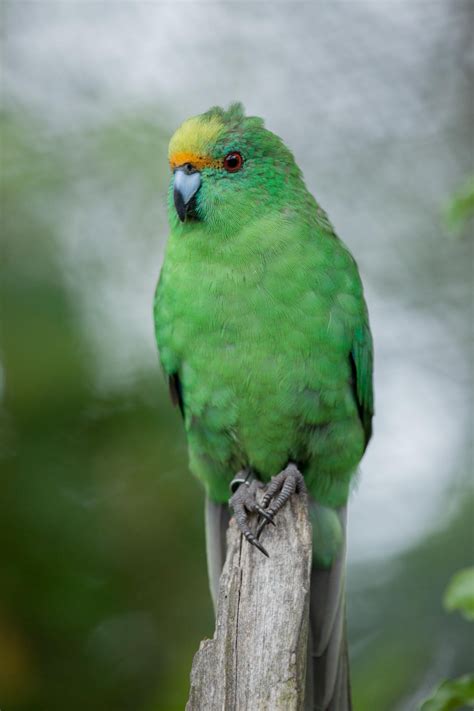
187 490 312 710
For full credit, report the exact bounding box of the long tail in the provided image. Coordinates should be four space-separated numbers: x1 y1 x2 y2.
204 497 351 709
205 497 230 612
305 503 351 711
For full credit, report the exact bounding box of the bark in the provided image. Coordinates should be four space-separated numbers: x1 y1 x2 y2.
187 490 312 711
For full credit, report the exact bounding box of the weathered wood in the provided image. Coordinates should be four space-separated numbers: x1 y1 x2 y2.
187 490 312 711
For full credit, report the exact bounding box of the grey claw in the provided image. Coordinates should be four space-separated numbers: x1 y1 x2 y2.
230 471 269 556
257 463 306 539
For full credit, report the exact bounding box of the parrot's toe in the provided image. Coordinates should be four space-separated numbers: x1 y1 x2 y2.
256 463 306 539
229 471 269 557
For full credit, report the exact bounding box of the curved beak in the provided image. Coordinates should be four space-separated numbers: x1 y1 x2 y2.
173 168 201 222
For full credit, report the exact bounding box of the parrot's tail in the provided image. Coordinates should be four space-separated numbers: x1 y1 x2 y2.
204 497 351 710
305 504 351 710
205 496 231 612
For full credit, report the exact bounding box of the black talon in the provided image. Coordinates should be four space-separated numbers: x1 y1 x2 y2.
256 517 269 540
255 507 276 540
255 505 276 525
244 532 269 557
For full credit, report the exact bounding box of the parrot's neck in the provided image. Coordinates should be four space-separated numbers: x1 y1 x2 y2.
167 207 311 273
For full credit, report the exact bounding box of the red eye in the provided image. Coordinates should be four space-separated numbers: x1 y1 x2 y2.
223 152 243 173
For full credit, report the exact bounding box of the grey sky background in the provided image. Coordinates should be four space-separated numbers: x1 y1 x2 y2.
3 0 473 562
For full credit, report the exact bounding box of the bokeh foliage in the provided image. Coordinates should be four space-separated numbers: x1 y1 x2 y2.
1 103 472 711
1 109 211 711
1 1 473 704
420 568 474 711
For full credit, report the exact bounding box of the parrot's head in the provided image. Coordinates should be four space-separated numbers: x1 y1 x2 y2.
167 103 305 234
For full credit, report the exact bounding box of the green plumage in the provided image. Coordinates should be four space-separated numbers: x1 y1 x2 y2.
155 102 373 710
154 103 373 509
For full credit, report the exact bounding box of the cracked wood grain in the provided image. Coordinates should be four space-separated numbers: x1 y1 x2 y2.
186 490 312 711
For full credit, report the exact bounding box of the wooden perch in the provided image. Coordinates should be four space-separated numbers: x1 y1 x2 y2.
187 490 312 711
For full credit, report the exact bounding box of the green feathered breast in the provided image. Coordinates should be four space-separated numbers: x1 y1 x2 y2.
154 103 373 508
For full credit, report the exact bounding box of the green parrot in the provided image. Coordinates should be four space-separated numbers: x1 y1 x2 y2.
154 103 373 710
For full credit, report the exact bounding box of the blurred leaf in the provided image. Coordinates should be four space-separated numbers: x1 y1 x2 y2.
420 674 474 711
444 176 474 237
444 567 474 621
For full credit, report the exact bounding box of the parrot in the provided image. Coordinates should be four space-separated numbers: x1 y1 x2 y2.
154 102 373 710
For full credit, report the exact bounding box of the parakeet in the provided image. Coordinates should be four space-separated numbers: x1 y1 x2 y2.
154 103 373 710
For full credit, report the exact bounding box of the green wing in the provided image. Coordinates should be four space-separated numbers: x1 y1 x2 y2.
350 320 374 448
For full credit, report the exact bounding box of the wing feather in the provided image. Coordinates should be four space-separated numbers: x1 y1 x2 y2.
350 321 374 447
168 372 185 418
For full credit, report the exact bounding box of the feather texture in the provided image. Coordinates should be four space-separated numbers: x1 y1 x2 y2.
154 103 373 710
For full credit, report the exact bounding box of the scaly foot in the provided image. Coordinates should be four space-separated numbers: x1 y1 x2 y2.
229 470 275 557
256 463 306 539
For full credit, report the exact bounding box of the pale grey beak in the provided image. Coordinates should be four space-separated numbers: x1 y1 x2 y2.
173 167 201 222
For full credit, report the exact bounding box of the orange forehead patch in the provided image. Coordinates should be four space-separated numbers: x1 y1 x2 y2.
169 151 223 171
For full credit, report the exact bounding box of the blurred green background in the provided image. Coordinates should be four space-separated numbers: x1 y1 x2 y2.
1 2 472 710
